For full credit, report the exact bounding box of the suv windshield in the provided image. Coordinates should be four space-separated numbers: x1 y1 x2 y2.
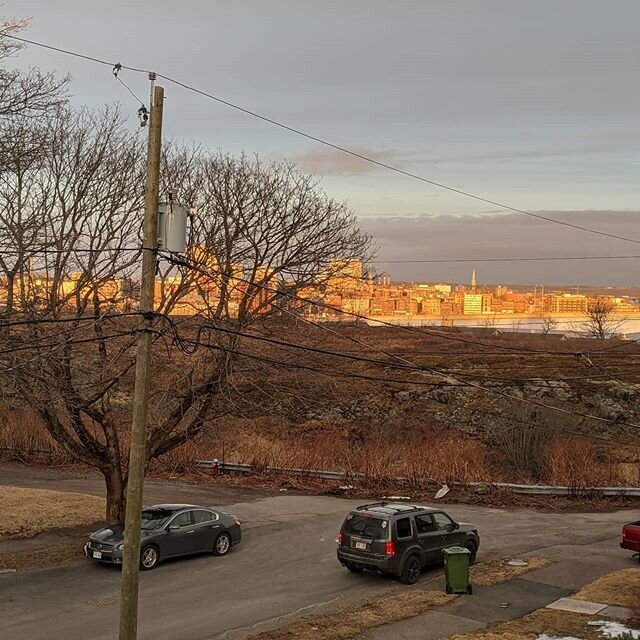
141 509 173 530
344 513 388 539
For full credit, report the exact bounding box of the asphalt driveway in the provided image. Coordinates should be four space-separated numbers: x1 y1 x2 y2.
0 465 634 640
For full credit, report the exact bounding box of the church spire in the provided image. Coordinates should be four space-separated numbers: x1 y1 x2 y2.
471 269 477 292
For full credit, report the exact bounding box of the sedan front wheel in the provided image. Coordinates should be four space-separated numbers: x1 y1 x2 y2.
214 532 231 556
140 545 159 571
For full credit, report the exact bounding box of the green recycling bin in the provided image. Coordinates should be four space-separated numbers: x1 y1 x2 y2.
442 546 472 594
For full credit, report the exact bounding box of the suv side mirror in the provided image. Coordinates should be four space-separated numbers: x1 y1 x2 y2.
447 522 459 532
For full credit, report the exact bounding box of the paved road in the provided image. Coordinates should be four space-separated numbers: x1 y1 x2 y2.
0 466 634 640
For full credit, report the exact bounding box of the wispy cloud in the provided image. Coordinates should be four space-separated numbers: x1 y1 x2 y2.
290 146 418 176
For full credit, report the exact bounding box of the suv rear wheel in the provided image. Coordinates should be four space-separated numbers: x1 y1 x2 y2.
464 541 477 564
400 555 421 585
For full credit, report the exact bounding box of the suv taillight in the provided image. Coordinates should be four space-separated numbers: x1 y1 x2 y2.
385 541 395 557
337 533 343 545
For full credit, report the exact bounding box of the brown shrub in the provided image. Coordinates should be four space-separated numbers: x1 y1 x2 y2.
544 437 621 489
0 407 67 464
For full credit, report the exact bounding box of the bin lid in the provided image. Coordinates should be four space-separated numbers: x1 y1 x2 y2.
442 546 471 556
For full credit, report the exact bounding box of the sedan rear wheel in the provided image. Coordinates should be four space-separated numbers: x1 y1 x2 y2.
140 545 159 571
214 532 231 556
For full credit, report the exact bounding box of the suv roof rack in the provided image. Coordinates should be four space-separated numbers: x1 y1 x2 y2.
355 502 423 514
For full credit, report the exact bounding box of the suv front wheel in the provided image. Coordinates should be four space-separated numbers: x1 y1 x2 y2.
464 541 477 564
399 555 421 585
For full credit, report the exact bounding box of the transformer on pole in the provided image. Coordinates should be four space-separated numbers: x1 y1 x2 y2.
157 195 189 254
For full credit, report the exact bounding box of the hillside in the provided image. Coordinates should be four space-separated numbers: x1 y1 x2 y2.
2 321 639 488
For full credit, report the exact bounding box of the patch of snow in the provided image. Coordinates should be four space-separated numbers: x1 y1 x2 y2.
588 621 640 639
508 559 528 567
338 485 355 490
381 496 411 500
537 635 582 640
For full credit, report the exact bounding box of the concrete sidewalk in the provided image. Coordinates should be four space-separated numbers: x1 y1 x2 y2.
357 538 635 640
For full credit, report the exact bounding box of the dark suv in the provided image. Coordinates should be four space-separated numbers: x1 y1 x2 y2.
336 502 479 585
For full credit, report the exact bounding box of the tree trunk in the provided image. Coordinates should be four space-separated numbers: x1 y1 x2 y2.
5 272 15 314
103 467 126 523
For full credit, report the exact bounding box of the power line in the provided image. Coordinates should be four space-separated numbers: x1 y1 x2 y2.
8 33 640 246
161 251 639 357
0 311 143 329
371 255 640 264
5 34 149 73
157 73 640 245
159 315 640 432
162 326 640 448
159 256 640 428
0 329 137 372
2 246 640 264
0 246 141 256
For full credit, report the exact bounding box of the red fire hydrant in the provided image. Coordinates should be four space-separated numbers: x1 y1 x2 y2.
211 459 220 477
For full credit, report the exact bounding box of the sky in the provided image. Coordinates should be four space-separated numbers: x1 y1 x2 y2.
5 0 640 285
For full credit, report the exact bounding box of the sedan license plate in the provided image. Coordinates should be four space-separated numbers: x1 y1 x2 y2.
354 541 367 550
92 551 102 559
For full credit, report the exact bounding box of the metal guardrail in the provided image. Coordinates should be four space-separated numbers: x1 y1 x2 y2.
197 460 640 497
198 460 363 481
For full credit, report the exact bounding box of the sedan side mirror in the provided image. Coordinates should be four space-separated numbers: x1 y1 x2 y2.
168 525 180 532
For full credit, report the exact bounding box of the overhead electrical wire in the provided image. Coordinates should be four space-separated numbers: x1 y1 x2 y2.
160 251 639 357
158 254 640 429
0 329 138 372
154 314 640 437
7 33 640 246
371 255 640 263
0 311 143 329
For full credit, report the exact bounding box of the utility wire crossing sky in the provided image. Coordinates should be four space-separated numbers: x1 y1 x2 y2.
5 0 640 285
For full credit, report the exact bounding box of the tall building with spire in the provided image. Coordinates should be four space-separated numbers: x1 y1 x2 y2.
471 269 477 293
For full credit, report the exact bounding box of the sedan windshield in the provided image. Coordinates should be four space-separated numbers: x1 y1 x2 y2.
141 510 173 530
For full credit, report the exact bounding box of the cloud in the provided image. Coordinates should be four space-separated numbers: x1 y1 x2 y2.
290 146 418 176
360 210 640 286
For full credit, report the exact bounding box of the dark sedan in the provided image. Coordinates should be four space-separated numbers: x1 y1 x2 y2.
84 504 242 570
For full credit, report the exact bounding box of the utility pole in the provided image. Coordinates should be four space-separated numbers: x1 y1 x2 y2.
119 78 164 640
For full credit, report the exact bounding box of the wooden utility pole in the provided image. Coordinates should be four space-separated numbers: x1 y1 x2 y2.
119 79 164 640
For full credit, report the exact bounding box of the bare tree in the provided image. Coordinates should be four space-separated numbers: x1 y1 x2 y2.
0 106 146 520
145 152 373 463
581 298 625 340
540 315 558 336
1 139 372 521
0 18 68 122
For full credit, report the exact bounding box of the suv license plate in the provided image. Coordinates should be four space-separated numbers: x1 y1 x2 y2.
92 551 102 559
355 542 367 550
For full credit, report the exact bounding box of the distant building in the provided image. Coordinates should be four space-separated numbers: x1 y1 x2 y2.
434 283 452 294
463 293 483 314
546 294 588 314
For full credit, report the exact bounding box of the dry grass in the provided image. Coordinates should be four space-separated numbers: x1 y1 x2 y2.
574 568 640 608
451 609 606 640
248 590 453 640
470 557 551 586
0 486 104 540
156 424 493 486
0 540 84 571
